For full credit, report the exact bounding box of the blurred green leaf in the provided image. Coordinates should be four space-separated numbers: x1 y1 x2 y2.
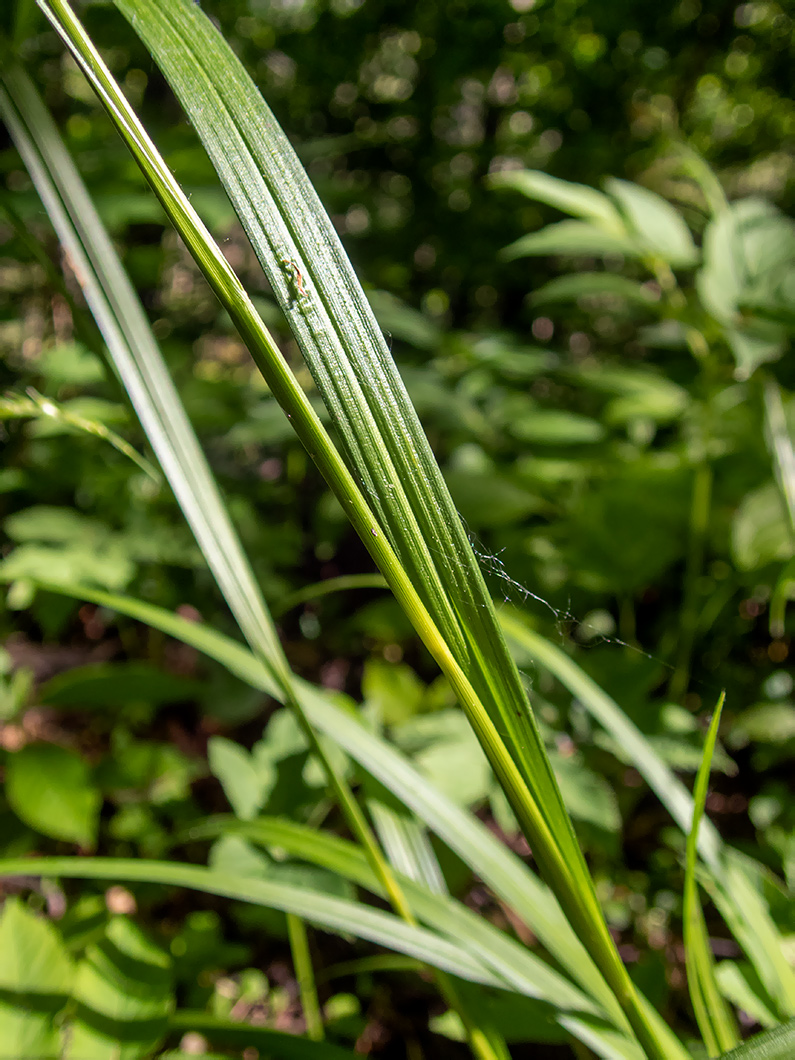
530 272 658 307
510 409 606 446
64 916 172 1060
40 663 202 708
732 482 794 571
6 742 101 847
0 898 73 1060
490 170 624 231
208 736 276 821
502 220 640 261
604 178 699 268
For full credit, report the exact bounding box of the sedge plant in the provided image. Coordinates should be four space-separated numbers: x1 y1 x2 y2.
0 1 793 1058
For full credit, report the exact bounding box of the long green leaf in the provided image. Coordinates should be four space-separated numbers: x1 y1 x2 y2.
108 0 599 927
717 1019 795 1060
0 857 512 990
683 695 739 1056
36 3 677 1052
500 610 722 870
179 815 595 1015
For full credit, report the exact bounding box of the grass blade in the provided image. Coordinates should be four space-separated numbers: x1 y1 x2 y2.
286 915 324 1042
109 0 585 888
1 50 496 1059
683 694 740 1055
500 609 722 870
33 2 683 1052
6 579 632 1038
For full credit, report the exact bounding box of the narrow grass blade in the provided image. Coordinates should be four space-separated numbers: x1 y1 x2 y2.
500 609 722 870
716 1019 795 1060
0 857 511 990
7 579 626 1024
711 856 795 1019
108 0 591 891
286 914 324 1042
178 815 596 1015
683 694 740 1055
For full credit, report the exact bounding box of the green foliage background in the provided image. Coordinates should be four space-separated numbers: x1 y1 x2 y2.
0 0 793 1056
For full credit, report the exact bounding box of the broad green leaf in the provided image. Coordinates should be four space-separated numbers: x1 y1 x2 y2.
207 736 277 821
729 703 795 746
1 507 135 590
551 752 620 833
38 341 106 385
683 694 739 1056
502 220 641 261
392 710 493 807
366 289 441 350
717 1019 795 1060
604 178 699 268
65 916 172 1060
489 170 625 231
732 482 794 571
530 272 658 307
6 742 101 847
697 199 792 378
40 662 201 708
510 410 606 446
0 897 73 1060
444 470 544 528
361 658 425 724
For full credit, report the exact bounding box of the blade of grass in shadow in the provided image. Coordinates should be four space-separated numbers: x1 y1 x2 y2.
683 694 740 1056
286 914 324 1042
110 0 585 887
33 4 684 1053
168 1011 356 1060
0 58 497 1060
